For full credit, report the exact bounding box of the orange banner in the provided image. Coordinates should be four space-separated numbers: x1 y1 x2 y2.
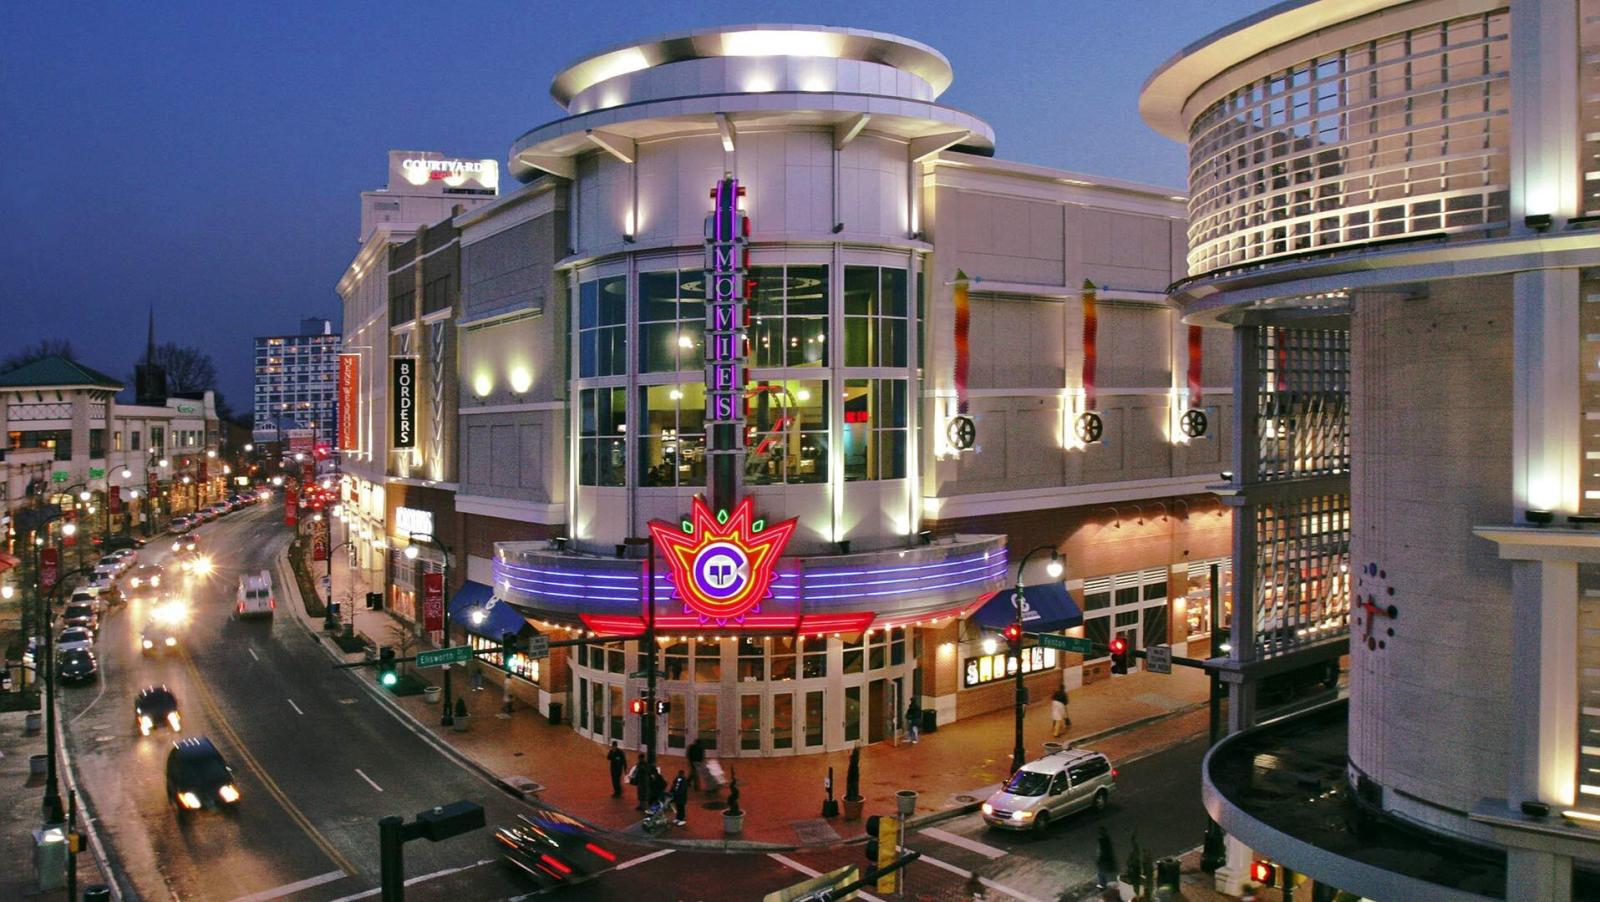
337 354 359 451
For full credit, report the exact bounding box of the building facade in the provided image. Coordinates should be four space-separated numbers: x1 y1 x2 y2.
251 318 343 446
424 25 1235 756
1143 0 1600 898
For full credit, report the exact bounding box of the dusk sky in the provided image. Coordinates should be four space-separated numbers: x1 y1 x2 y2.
1 0 1266 410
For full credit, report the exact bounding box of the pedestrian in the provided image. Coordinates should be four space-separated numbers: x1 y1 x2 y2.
686 736 705 790
905 698 921 744
630 753 648 811
670 769 689 826
650 765 668 812
1051 688 1070 737
607 741 627 799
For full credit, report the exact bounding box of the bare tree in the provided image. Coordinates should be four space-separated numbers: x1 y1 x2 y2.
136 342 219 395
1 338 76 372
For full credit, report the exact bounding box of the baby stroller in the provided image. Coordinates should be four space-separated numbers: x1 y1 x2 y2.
641 795 675 835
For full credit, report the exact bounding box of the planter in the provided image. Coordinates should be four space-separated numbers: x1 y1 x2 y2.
723 811 744 835
423 686 442 705
451 714 470 733
842 797 864 821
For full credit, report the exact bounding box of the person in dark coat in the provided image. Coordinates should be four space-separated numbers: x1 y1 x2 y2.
630 753 649 811
607 741 627 798
686 737 705 790
650 766 669 812
670 770 690 826
906 699 922 744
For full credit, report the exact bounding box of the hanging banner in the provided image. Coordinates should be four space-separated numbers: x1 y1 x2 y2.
392 356 418 450
312 521 329 562
704 175 749 511
946 269 976 451
422 571 445 633
1187 325 1204 406
1081 280 1099 411
338 353 360 451
109 489 122 517
284 488 299 527
40 547 58 593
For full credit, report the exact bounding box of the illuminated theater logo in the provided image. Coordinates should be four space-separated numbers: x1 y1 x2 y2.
649 496 796 626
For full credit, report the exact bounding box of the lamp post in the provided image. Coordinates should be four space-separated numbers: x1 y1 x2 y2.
623 534 658 806
40 565 96 823
1011 545 1063 774
405 532 454 726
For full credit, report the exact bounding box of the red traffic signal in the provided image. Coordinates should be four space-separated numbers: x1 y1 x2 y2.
1109 635 1131 675
1250 859 1277 887
1109 636 1128 656
629 698 646 715
1002 623 1022 644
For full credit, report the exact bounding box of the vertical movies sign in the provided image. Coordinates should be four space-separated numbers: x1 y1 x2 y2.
391 357 417 450
422 571 444 634
337 353 360 451
704 176 748 507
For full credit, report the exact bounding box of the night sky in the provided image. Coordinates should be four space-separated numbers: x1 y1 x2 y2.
0 0 1266 410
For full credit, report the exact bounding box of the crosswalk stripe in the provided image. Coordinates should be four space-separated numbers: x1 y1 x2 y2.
919 825 1006 859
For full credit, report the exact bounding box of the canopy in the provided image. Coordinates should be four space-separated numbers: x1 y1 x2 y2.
970 582 1083 633
447 581 528 639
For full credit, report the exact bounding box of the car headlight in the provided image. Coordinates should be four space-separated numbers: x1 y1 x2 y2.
138 715 152 735
142 639 153 649
130 578 141 588
177 791 202 810
168 712 181 731
165 637 176 646
152 576 160 587
1011 809 1033 821
218 784 240 803
173 543 180 552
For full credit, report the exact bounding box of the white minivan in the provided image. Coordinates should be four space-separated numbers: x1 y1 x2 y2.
236 571 275 619
981 748 1117 832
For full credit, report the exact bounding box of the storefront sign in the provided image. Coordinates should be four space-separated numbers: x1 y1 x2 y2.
88 467 105 479
40 548 58 592
704 176 749 430
337 353 359 451
391 357 417 450
395 506 434 541
964 645 1057 689
284 488 298 527
648 495 796 626
422 571 444 633
286 428 315 453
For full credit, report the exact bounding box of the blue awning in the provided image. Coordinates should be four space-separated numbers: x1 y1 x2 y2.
448 581 528 639
971 583 1083 633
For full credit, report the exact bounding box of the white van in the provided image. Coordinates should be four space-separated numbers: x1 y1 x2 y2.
236 571 275 619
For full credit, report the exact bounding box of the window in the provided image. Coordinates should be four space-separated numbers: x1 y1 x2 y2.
745 379 827 484
1050 772 1069 795
844 686 861 742
843 266 908 367
802 637 828 678
737 637 765 681
130 431 141 451
771 636 797 681
638 383 705 487
695 639 721 682
842 379 907 481
663 641 689 680
578 276 627 378
740 696 761 751
773 693 794 749
750 266 829 368
890 628 906 666
113 431 122 451
579 387 626 486
805 691 824 747
150 426 165 450
842 633 863 674
638 271 705 373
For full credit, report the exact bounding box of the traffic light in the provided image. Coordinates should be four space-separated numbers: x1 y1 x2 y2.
500 632 516 668
863 814 900 892
1002 623 1022 649
654 699 670 716
630 698 647 716
1250 859 1278 887
377 647 398 687
1109 636 1130 675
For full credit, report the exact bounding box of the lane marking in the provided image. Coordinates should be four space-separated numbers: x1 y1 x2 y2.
918 825 1007 860
325 859 493 902
355 767 383 792
179 649 358 876
67 642 110 725
286 697 304 716
915 852 1049 902
248 647 260 662
616 848 675 871
769 853 884 902
226 869 346 902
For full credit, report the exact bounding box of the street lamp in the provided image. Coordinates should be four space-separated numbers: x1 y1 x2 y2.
404 532 456 726
244 443 254 453
39 565 97 822
1010 545 1063 774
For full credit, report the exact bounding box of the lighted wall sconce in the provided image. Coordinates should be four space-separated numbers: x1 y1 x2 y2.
1524 213 1553 232
1525 509 1555 526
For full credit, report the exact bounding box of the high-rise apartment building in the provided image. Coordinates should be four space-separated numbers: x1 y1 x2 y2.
251 318 342 445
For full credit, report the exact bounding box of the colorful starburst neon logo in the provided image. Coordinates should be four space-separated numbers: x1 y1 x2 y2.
649 496 797 626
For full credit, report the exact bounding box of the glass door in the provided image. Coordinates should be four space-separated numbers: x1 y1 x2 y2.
697 694 719 753
740 695 762 752
772 692 794 751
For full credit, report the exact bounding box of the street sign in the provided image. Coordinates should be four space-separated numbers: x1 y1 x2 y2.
628 669 657 679
88 467 105 479
1037 633 1095 654
1146 644 1173 674
525 635 550 659
416 646 474 669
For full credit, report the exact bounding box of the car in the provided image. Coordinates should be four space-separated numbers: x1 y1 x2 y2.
56 626 95 654
101 535 140 552
124 564 165 596
236 571 274 618
87 574 116 593
980 748 1117 832
172 534 198 554
108 548 138 565
141 605 187 654
208 503 228 517
496 810 618 889
61 602 99 633
134 686 181 735
93 561 121 578
56 649 98 683
165 737 241 815
167 517 192 535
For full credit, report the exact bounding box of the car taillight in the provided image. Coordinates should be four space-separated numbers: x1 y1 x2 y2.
539 854 573 876
269 597 275 609
584 842 617 862
1112 769 1119 779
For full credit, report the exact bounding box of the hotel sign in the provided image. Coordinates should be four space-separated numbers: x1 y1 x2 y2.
391 356 417 450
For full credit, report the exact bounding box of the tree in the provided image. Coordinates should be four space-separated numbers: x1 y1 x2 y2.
1 338 75 373
134 342 219 395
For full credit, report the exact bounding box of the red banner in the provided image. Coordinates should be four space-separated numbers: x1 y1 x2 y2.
301 461 314 487
338 354 359 451
422 572 444 633
1081 279 1098 411
312 521 328 562
1187 324 1204 405
284 488 299 527
199 459 208 482
953 269 971 416
40 548 58 593
109 490 122 517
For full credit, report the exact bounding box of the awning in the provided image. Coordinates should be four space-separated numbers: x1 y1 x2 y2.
0 552 18 574
970 582 1083 633
447 581 529 639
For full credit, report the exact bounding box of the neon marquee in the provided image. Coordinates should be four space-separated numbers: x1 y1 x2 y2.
648 496 796 626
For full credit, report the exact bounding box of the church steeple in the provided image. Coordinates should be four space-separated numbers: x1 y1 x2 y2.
144 305 156 365
135 305 167 404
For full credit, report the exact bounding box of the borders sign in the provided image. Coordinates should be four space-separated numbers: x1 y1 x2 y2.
392 356 417 450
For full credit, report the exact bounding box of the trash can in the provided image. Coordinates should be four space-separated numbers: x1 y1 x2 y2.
30 754 47 777
83 885 112 902
33 826 67 891
1155 856 1181 892
547 701 562 725
921 709 938 734
896 790 918 818
1042 741 1066 755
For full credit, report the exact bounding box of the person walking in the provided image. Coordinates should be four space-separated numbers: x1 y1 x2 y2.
686 736 705 790
1051 688 1070 737
630 753 649 811
670 770 689 826
607 741 627 798
905 698 922 744
650 766 669 814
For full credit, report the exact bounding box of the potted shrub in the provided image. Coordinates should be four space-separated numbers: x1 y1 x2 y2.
842 746 864 821
723 774 744 835
451 697 469 732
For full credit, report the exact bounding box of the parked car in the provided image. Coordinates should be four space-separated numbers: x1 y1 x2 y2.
61 602 99 633
167 516 192 534
56 649 98 683
56 627 95 654
166 737 241 815
135 686 181 735
981 748 1117 832
101 535 140 552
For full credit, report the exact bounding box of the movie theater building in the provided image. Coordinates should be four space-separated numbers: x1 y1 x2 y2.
451 25 1233 756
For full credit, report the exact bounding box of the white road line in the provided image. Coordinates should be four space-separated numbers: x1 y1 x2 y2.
67 646 109 725
918 825 1007 859
768 854 885 902
325 859 493 902
915 852 1049 902
227 869 346 902
248 647 259 661
286 698 304 716
355 767 383 792
616 848 675 871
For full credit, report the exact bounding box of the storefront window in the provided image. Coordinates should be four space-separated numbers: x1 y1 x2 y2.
638 270 705 372
695 639 721 682
771 636 797 681
842 379 908 481
738 637 765 681
843 266 908 367
890 628 906 666
773 693 794 749
668 691 686 749
468 634 539 683
579 387 626 486
638 383 706 487
607 641 626 675
745 379 828 484
579 677 589 731
697 694 718 748
1182 559 1232 639
750 266 829 368
578 276 627 378
740 696 761 750
802 637 828 678
608 685 624 740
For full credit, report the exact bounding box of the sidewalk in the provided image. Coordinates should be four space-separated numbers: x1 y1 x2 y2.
0 708 114 900
286 545 1214 849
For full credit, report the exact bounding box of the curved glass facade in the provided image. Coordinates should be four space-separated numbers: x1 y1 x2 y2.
1185 9 1511 275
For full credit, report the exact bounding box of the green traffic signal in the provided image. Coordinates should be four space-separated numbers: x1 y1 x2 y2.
377 646 397 687
380 671 398 687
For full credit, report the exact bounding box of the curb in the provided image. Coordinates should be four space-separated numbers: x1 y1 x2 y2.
56 700 134 901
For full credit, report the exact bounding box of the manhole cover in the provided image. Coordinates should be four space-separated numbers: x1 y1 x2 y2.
954 794 977 803
791 818 840 844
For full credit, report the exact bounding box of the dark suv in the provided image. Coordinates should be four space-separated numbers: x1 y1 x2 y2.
166 737 240 815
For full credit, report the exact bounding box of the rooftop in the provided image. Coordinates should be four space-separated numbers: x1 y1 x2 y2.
0 355 124 391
